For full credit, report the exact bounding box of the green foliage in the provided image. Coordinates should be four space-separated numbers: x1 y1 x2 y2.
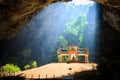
65 15 88 36
24 60 37 70
59 36 68 48
0 64 21 74
79 33 84 45
59 14 88 46
24 64 30 70
31 61 37 68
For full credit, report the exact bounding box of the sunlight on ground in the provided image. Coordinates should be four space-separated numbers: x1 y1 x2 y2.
16 63 97 79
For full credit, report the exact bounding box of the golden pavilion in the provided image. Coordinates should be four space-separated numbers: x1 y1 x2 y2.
57 46 89 63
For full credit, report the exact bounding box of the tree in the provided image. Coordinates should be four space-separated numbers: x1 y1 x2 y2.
59 36 68 48
22 48 32 65
65 15 88 36
59 14 88 46
0 64 21 74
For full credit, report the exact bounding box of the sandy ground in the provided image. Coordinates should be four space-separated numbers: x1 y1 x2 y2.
15 63 97 79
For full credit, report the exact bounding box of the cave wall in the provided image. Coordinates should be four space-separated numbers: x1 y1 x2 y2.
0 0 120 79
0 0 120 40
0 0 120 62
0 0 69 40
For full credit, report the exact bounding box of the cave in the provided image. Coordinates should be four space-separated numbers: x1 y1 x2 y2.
0 0 120 80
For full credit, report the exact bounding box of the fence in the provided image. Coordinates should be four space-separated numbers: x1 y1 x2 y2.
0 72 73 80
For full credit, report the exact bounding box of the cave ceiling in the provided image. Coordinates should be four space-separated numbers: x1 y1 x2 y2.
0 0 120 40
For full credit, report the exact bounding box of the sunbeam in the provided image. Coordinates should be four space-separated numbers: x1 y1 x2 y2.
0 0 100 66
25 0 99 64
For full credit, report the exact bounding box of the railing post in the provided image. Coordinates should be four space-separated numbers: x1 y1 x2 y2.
39 74 40 79
24 74 26 77
31 74 33 78
53 74 55 79
46 74 47 79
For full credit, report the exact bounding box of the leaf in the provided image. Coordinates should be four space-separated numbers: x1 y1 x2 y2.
1 64 21 74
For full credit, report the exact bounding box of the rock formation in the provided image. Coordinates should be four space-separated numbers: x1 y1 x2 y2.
0 0 120 40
